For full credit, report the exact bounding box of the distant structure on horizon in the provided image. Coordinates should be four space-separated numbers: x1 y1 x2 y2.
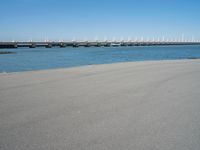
1 36 200 49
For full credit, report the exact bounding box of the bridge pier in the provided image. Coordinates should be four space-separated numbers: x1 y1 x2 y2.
94 43 101 47
45 44 52 48
29 44 36 48
11 44 18 48
84 43 90 47
0 43 17 49
73 43 79 47
59 43 66 48
104 43 110 47
121 43 127 46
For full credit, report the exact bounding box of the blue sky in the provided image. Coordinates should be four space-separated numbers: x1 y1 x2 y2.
1 0 200 41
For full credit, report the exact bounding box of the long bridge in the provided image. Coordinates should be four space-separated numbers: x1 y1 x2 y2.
0 41 200 49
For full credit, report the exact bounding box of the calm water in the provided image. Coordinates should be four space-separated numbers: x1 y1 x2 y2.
0 45 200 73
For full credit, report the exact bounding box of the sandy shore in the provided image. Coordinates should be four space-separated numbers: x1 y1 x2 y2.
1 59 200 150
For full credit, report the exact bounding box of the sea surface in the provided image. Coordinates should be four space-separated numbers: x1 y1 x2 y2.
0 45 200 72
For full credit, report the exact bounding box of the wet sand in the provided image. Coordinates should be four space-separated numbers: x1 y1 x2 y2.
0 59 200 150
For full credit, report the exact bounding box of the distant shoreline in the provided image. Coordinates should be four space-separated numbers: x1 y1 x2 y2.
0 51 16 55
